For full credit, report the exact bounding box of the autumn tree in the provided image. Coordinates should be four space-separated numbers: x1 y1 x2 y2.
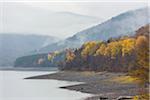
95 43 106 56
81 41 98 58
66 50 76 62
121 38 136 56
130 36 149 85
58 25 149 75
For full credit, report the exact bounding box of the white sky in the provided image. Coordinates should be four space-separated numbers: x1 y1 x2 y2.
24 2 148 20
0 0 149 37
0 0 148 19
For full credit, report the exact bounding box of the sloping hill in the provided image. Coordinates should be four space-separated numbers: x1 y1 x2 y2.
0 34 58 66
0 2 100 38
38 7 149 53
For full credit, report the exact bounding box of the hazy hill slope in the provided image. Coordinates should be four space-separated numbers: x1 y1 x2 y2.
0 34 58 66
59 24 149 72
38 7 149 53
72 8 149 42
14 51 66 68
0 2 101 66
0 2 100 38
14 54 50 67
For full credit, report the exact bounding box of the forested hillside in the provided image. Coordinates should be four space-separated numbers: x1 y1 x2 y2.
0 34 58 66
15 25 149 74
14 51 66 68
56 25 149 99
38 7 149 53
59 25 149 78
14 54 50 67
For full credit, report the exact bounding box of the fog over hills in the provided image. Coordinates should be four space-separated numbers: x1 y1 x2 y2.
0 3 102 66
0 34 59 66
0 2 101 38
71 7 149 41
38 7 149 53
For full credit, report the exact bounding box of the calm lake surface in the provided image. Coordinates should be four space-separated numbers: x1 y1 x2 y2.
0 70 92 100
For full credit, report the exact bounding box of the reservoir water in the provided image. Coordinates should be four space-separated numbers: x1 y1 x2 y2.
0 70 92 100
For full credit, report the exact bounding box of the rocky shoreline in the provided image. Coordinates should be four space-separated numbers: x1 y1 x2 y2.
25 71 144 100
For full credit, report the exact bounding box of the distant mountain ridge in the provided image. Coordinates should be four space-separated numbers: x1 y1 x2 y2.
0 2 102 66
72 7 149 41
38 7 149 53
0 34 59 66
0 2 101 38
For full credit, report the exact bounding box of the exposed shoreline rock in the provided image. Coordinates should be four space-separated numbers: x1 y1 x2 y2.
25 71 146 100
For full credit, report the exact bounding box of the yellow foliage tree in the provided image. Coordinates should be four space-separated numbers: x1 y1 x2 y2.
136 36 149 68
66 50 76 62
108 41 122 58
47 51 60 61
95 43 106 56
121 38 136 56
81 41 97 58
131 36 149 85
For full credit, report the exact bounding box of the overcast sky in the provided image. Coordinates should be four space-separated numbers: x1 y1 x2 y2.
1 0 148 19
0 0 148 37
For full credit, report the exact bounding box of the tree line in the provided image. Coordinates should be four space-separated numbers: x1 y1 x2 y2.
58 25 149 85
